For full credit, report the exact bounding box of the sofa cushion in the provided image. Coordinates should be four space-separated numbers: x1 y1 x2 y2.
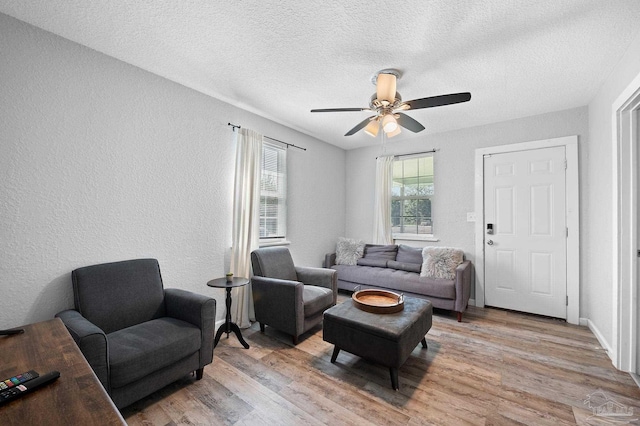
357 258 388 268
335 237 365 266
363 244 398 261
108 317 201 388
421 247 464 279
396 245 423 264
331 264 456 300
303 285 334 317
387 260 422 273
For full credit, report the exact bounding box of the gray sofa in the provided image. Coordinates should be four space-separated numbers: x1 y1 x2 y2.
324 244 472 321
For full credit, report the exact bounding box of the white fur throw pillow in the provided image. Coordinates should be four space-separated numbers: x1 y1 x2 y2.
335 237 365 266
420 247 464 279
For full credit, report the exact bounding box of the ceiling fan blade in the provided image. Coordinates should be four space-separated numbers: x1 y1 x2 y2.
345 116 376 136
404 92 471 110
310 108 369 112
396 113 425 133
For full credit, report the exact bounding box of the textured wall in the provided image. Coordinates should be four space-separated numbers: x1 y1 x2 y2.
0 14 345 329
345 107 589 300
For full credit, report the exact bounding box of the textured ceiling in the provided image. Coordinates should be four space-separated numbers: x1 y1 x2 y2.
2 1 640 150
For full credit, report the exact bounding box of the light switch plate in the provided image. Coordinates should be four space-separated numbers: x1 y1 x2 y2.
467 212 476 222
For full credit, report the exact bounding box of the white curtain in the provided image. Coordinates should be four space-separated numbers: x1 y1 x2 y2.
230 128 262 328
373 155 395 244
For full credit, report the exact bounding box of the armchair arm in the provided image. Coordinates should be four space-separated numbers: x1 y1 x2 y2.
251 276 304 338
453 260 473 313
323 253 336 268
165 288 216 367
55 309 110 393
295 266 338 305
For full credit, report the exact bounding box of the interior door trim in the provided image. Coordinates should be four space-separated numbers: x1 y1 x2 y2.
612 71 640 372
474 136 580 325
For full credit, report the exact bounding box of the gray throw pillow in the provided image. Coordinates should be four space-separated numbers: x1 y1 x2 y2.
396 244 423 264
420 247 464 279
363 244 398 260
335 237 365 266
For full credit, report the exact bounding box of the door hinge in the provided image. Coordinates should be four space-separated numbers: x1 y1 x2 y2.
566 295 568 306
566 227 568 237
564 159 567 170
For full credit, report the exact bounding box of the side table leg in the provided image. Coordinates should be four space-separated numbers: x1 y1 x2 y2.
214 325 226 348
421 338 428 349
227 322 250 349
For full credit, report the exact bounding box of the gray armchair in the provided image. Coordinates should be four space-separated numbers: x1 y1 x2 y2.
251 247 337 345
56 258 216 409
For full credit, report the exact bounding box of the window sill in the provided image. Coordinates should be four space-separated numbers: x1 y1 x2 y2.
393 234 439 242
259 239 291 248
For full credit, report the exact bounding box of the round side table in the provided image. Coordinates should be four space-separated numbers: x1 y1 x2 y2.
207 277 250 349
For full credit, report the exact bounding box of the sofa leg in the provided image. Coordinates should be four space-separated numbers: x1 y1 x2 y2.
196 368 204 380
457 312 462 322
292 335 299 345
260 322 265 333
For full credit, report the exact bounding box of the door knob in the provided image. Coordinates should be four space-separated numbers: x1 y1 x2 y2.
487 240 494 245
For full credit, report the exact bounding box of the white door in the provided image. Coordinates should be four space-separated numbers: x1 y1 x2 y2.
484 146 567 318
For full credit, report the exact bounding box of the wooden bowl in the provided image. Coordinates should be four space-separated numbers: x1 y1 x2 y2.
352 289 404 314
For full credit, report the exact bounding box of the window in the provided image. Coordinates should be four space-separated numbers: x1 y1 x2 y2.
260 142 286 241
391 154 434 237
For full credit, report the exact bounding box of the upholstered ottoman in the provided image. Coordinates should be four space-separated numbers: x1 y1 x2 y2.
323 296 433 390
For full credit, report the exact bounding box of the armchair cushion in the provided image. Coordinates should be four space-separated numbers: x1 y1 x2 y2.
108 317 201 388
72 259 165 334
251 247 297 281
303 286 334 317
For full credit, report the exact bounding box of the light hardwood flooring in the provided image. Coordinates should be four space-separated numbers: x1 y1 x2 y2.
122 294 640 425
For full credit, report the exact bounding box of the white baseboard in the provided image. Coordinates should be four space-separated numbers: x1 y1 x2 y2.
468 298 476 306
586 318 615 363
579 317 588 327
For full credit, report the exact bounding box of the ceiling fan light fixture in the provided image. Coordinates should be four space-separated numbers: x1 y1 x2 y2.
382 114 398 133
376 73 397 105
364 118 380 137
386 126 402 138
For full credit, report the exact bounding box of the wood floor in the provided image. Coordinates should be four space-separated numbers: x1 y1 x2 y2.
122 294 640 425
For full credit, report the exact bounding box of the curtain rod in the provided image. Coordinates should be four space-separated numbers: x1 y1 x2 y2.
377 149 437 159
228 123 306 151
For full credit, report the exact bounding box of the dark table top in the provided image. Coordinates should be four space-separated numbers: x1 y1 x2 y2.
206 276 250 289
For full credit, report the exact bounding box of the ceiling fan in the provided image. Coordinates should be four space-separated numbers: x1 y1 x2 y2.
310 69 471 138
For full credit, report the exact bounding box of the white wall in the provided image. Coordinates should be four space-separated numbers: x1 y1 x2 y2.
586 30 640 351
345 107 588 300
0 14 345 329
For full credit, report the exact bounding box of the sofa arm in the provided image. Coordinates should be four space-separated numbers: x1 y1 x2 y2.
56 309 110 393
252 276 304 338
296 266 338 305
453 260 473 314
323 253 336 268
165 288 216 367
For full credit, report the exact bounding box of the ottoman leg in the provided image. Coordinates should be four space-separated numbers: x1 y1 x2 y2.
389 368 399 390
331 346 340 363
421 337 428 349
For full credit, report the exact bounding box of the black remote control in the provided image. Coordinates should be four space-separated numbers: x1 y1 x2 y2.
0 371 59 405
0 329 24 336
0 370 39 391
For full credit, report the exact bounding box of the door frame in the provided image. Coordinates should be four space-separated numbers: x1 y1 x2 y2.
474 136 580 325
612 70 640 372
